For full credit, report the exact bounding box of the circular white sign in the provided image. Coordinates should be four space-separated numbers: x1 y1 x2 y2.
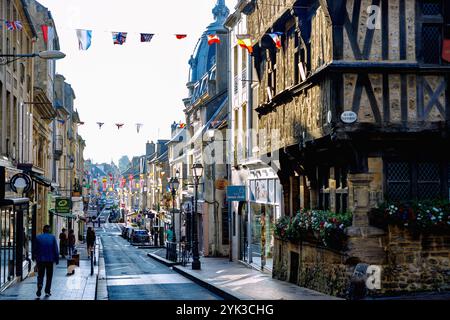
341 111 358 124
13 177 27 189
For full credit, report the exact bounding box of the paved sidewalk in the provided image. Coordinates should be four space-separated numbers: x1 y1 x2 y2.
146 249 340 300
0 242 99 300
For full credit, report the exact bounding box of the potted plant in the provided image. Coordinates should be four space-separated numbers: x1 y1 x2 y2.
72 179 82 196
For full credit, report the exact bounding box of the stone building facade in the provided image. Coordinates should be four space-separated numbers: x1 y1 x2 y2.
245 0 450 297
183 0 230 257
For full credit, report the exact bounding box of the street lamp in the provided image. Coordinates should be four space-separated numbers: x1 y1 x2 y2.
168 177 179 242
191 163 203 270
69 157 75 170
0 50 66 65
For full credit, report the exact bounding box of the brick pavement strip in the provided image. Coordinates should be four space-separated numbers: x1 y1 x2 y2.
0 243 99 301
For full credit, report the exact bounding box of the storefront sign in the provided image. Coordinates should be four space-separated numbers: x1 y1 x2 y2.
215 179 228 190
340 111 358 124
226 186 246 202
10 173 32 194
55 197 71 214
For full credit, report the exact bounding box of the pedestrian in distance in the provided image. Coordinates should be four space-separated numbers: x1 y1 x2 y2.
68 229 76 258
32 225 59 298
86 227 96 258
59 228 68 258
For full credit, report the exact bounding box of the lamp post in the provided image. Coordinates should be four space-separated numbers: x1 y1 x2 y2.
68 157 74 230
168 177 179 242
192 163 203 270
0 50 66 65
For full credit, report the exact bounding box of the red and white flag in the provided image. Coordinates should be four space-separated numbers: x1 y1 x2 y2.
207 34 220 45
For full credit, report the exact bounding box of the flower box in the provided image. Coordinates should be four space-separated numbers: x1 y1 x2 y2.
370 200 450 234
274 210 352 251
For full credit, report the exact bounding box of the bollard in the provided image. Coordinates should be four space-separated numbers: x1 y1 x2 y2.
90 250 94 275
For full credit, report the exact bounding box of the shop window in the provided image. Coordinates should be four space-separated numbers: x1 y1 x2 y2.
335 166 349 213
318 167 330 210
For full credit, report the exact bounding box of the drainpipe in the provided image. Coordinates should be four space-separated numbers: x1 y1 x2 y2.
226 23 233 262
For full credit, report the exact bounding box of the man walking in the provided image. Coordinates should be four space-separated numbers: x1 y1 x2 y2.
59 228 67 258
86 227 96 258
32 225 59 298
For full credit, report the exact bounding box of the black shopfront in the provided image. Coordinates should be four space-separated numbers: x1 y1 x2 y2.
0 166 31 291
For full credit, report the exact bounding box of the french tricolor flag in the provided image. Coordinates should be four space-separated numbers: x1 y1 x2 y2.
268 32 283 49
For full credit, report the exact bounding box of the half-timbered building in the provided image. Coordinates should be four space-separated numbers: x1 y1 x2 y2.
244 0 450 296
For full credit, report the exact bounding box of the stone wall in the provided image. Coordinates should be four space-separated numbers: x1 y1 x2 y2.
381 226 450 294
273 225 450 297
273 238 352 298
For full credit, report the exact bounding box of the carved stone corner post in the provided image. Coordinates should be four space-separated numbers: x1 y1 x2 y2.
346 173 385 265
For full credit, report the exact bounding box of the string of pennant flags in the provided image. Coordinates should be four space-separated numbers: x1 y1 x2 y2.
0 19 284 54
59 120 187 133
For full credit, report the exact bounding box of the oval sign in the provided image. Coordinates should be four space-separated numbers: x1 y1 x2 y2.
340 111 358 124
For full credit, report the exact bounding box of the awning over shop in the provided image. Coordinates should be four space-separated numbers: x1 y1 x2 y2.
29 172 52 188
49 209 77 219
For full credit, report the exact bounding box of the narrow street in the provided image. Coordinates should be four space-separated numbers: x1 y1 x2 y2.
97 223 221 300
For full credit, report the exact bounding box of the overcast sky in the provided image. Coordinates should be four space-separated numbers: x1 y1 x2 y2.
37 0 235 165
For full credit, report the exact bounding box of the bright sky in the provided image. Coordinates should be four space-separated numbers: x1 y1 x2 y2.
37 0 235 165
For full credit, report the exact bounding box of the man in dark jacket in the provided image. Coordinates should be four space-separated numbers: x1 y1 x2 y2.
33 225 59 298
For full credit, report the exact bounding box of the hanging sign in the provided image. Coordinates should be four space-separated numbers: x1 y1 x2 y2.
226 186 246 202
55 197 72 213
9 173 32 194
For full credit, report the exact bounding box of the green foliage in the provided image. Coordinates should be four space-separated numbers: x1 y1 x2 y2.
274 210 353 250
370 200 450 232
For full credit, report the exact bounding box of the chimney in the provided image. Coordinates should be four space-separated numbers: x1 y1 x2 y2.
146 140 155 157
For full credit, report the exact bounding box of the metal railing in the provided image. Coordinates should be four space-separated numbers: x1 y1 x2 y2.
165 241 191 266
166 241 177 262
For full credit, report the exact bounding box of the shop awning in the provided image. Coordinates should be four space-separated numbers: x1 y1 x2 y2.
30 172 52 187
49 209 77 219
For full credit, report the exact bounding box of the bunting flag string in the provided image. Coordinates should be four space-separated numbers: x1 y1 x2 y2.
0 18 285 55
97 122 104 129
112 32 127 45
115 123 125 130
77 29 92 50
136 123 143 133
140 33 154 43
